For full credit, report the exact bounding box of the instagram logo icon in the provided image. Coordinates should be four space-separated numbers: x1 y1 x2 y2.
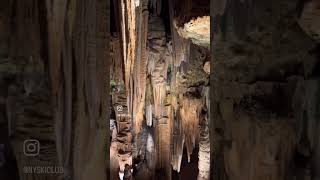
23 139 40 156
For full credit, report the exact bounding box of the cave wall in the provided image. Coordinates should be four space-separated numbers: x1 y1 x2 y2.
210 0 320 179
0 0 110 180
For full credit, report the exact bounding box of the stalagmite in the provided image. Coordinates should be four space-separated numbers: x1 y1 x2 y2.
111 0 211 179
110 119 120 180
197 86 210 180
198 114 210 180
111 37 124 83
147 133 155 153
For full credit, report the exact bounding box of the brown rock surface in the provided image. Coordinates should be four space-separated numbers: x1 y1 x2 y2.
211 0 320 179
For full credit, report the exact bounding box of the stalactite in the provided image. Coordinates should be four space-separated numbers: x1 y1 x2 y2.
148 16 168 118
111 37 124 84
118 1 150 169
146 104 153 126
180 98 203 162
153 84 167 118
171 108 185 172
145 77 154 127
120 0 128 69
132 0 149 133
119 0 138 121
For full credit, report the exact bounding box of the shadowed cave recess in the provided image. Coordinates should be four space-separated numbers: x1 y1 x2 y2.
0 0 319 180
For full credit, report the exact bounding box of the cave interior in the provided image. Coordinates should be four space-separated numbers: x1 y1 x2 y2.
0 0 319 180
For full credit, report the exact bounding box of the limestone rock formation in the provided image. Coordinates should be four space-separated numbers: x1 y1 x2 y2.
175 16 210 48
0 0 110 180
298 0 320 42
111 0 210 179
210 0 320 179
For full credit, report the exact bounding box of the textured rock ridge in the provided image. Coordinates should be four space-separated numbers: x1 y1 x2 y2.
210 0 320 179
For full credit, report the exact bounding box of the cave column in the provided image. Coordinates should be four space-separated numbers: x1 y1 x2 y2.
147 12 172 179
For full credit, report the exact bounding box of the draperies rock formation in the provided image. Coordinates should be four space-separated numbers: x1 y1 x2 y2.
111 36 133 178
0 1 109 180
1 0 318 180
111 0 210 179
211 0 320 180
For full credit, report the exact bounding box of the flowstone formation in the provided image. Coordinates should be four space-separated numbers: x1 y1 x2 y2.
210 0 320 179
0 1 110 180
110 0 210 179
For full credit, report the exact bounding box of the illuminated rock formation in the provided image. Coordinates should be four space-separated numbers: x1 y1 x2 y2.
175 16 210 48
112 1 211 179
198 86 210 180
147 15 173 179
1 0 319 180
180 98 202 162
198 115 210 180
